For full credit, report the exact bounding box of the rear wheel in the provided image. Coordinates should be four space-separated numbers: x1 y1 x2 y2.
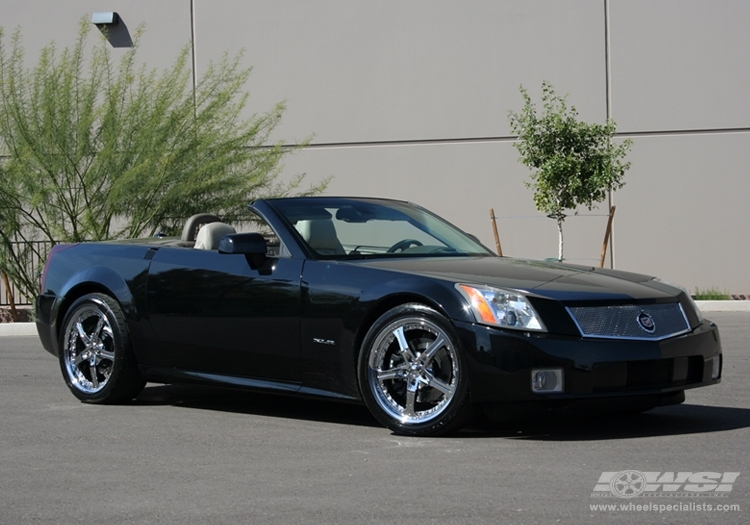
59 293 145 403
358 303 472 436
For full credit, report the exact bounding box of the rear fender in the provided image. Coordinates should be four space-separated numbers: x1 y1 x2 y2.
42 266 140 357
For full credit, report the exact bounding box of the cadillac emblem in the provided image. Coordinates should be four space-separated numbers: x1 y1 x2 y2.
637 311 656 333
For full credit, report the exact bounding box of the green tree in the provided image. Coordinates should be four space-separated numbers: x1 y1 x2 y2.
508 81 632 262
0 20 326 302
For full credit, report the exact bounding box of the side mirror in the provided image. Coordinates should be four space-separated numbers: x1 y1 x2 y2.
219 232 268 270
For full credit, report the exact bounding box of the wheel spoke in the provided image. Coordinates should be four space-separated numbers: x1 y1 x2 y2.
89 363 100 389
93 314 106 339
377 364 409 382
393 326 416 363
420 334 447 365
76 320 91 345
423 370 454 396
403 377 419 417
98 349 116 362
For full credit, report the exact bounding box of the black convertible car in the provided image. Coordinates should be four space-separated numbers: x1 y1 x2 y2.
36 197 722 436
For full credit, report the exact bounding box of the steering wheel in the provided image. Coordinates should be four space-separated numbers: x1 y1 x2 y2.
386 239 423 253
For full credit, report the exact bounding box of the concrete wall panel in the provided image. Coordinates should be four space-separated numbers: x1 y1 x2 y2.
0 1 192 71
610 0 750 132
614 132 750 291
194 0 607 144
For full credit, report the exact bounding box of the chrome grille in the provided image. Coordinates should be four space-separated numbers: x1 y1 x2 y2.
566 303 690 341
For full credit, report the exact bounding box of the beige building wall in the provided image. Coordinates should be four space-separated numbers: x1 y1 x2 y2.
1 0 748 292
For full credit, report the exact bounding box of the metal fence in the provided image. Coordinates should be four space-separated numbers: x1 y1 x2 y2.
1 240 53 307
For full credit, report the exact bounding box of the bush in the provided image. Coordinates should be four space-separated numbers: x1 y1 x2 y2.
0 19 326 300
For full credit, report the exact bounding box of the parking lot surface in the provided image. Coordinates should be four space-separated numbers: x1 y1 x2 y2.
1 311 747 524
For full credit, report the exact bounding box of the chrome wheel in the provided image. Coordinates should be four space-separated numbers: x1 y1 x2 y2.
62 303 116 394
360 304 470 435
59 294 145 403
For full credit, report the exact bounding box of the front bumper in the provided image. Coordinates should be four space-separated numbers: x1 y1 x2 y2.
457 318 722 407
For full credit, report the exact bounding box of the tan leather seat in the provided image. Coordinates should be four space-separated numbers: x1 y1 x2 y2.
194 222 236 250
295 219 345 255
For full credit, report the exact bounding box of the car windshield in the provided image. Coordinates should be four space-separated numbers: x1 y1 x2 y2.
267 197 494 259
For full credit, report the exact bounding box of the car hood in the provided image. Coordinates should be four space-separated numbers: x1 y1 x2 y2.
349 256 679 302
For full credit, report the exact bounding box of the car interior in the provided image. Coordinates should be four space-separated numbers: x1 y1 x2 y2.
175 213 285 256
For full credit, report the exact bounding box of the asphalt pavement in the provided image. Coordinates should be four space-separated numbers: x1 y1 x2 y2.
0 311 747 524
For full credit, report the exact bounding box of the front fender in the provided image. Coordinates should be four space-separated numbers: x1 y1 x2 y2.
358 275 474 324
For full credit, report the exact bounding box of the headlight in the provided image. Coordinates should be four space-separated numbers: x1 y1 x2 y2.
456 284 546 332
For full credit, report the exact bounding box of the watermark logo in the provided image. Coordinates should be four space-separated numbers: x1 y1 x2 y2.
610 470 647 498
592 471 740 499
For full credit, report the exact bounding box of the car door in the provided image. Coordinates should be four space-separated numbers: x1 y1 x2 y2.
143 246 303 384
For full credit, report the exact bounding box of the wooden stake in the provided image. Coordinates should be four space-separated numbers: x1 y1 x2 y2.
1 272 18 322
490 208 503 256
599 205 616 268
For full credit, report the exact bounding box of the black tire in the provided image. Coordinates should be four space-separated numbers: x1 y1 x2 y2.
358 303 472 436
58 293 146 404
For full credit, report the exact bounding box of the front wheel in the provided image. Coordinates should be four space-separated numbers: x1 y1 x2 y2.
358 303 472 436
59 293 145 403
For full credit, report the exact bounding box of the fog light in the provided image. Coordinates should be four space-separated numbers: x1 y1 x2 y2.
711 355 721 380
531 369 564 393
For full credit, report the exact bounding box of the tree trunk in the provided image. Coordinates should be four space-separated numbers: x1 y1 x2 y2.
557 220 564 262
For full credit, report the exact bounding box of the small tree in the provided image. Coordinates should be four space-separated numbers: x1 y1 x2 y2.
0 20 326 301
508 81 632 261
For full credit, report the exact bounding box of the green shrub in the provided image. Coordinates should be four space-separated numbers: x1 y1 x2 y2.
693 288 731 300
